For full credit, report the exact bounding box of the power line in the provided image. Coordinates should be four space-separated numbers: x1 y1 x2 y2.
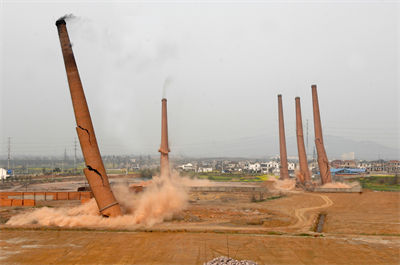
7 137 11 170
74 137 77 172
306 119 309 155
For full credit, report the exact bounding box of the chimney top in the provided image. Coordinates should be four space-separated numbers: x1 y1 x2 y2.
56 19 66 26
295 96 300 100
277 94 282 97
162 98 167 102
311 84 317 88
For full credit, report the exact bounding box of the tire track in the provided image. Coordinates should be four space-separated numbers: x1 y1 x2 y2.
289 193 333 229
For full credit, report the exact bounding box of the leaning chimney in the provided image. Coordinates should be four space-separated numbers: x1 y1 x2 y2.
159 98 170 177
277 95 289 179
55 19 121 217
311 85 332 184
295 97 311 184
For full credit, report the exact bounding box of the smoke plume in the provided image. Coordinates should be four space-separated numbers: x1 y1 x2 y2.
57 14 76 22
162 76 173 99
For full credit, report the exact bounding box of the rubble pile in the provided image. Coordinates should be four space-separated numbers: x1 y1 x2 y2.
204 256 258 265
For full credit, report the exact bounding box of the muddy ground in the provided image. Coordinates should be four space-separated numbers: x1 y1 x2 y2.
0 179 399 264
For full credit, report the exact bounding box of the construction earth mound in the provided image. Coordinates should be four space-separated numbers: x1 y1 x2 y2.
205 256 258 265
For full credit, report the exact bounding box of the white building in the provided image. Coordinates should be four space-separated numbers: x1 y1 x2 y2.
260 161 280 173
0 168 10 180
288 162 296 171
244 162 261 172
178 163 195 171
358 162 371 170
197 167 213 173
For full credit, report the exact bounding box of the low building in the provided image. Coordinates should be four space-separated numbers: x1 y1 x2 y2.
386 160 400 174
288 162 296 171
0 168 10 180
331 168 366 177
370 160 386 172
244 162 261 173
343 160 356 168
331 160 356 168
197 167 213 173
331 160 343 168
178 163 195 171
260 161 279 173
358 161 372 171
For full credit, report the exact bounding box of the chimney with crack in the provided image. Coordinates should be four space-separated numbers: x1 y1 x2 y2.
55 18 122 217
311 85 332 184
159 98 170 177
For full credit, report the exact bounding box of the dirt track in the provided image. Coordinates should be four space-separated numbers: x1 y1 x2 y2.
290 193 333 230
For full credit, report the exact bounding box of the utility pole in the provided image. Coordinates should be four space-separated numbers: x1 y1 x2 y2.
64 147 67 161
74 137 77 173
306 119 309 157
313 146 316 163
63 148 67 173
7 137 11 171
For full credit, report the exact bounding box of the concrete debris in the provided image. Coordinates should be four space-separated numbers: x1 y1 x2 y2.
204 256 258 265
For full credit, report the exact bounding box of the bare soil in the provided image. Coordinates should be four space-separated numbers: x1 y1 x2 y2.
0 230 398 265
0 180 399 264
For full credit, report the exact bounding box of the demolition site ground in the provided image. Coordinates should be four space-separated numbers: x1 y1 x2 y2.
0 178 399 264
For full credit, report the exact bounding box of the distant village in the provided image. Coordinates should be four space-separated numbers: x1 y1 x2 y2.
0 155 399 180
173 158 400 176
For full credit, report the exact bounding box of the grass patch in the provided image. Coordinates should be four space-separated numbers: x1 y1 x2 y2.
359 176 400 191
362 184 400 191
196 173 276 182
358 233 400 237
266 231 284 235
294 233 313 237
0 216 9 224
266 195 285 201
251 194 285 203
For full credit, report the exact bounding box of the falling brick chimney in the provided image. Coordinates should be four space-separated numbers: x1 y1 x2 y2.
277 95 289 179
159 98 170 177
311 85 332 184
295 97 311 184
55 18 121 217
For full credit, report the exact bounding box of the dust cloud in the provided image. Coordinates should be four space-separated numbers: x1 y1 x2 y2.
271 178 296 191
321 182 350 189
6 173 208 229
295 170 304 184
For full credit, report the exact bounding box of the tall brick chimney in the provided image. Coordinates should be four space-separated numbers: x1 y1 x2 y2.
295 97 310 183
159 98 170 177
56 19 121 217
311 85 332 184
277 95 289 179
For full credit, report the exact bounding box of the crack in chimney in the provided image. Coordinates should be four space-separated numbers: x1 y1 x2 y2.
77 125 92 145
87 165 105 186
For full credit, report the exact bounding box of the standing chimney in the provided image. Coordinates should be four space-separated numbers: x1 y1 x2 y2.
311 85 332 184
55 19 121 217
295 97 311 184
277 95 289 179
159 98 170 177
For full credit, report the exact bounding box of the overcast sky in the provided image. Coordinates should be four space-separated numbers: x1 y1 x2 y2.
0 1 399 159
